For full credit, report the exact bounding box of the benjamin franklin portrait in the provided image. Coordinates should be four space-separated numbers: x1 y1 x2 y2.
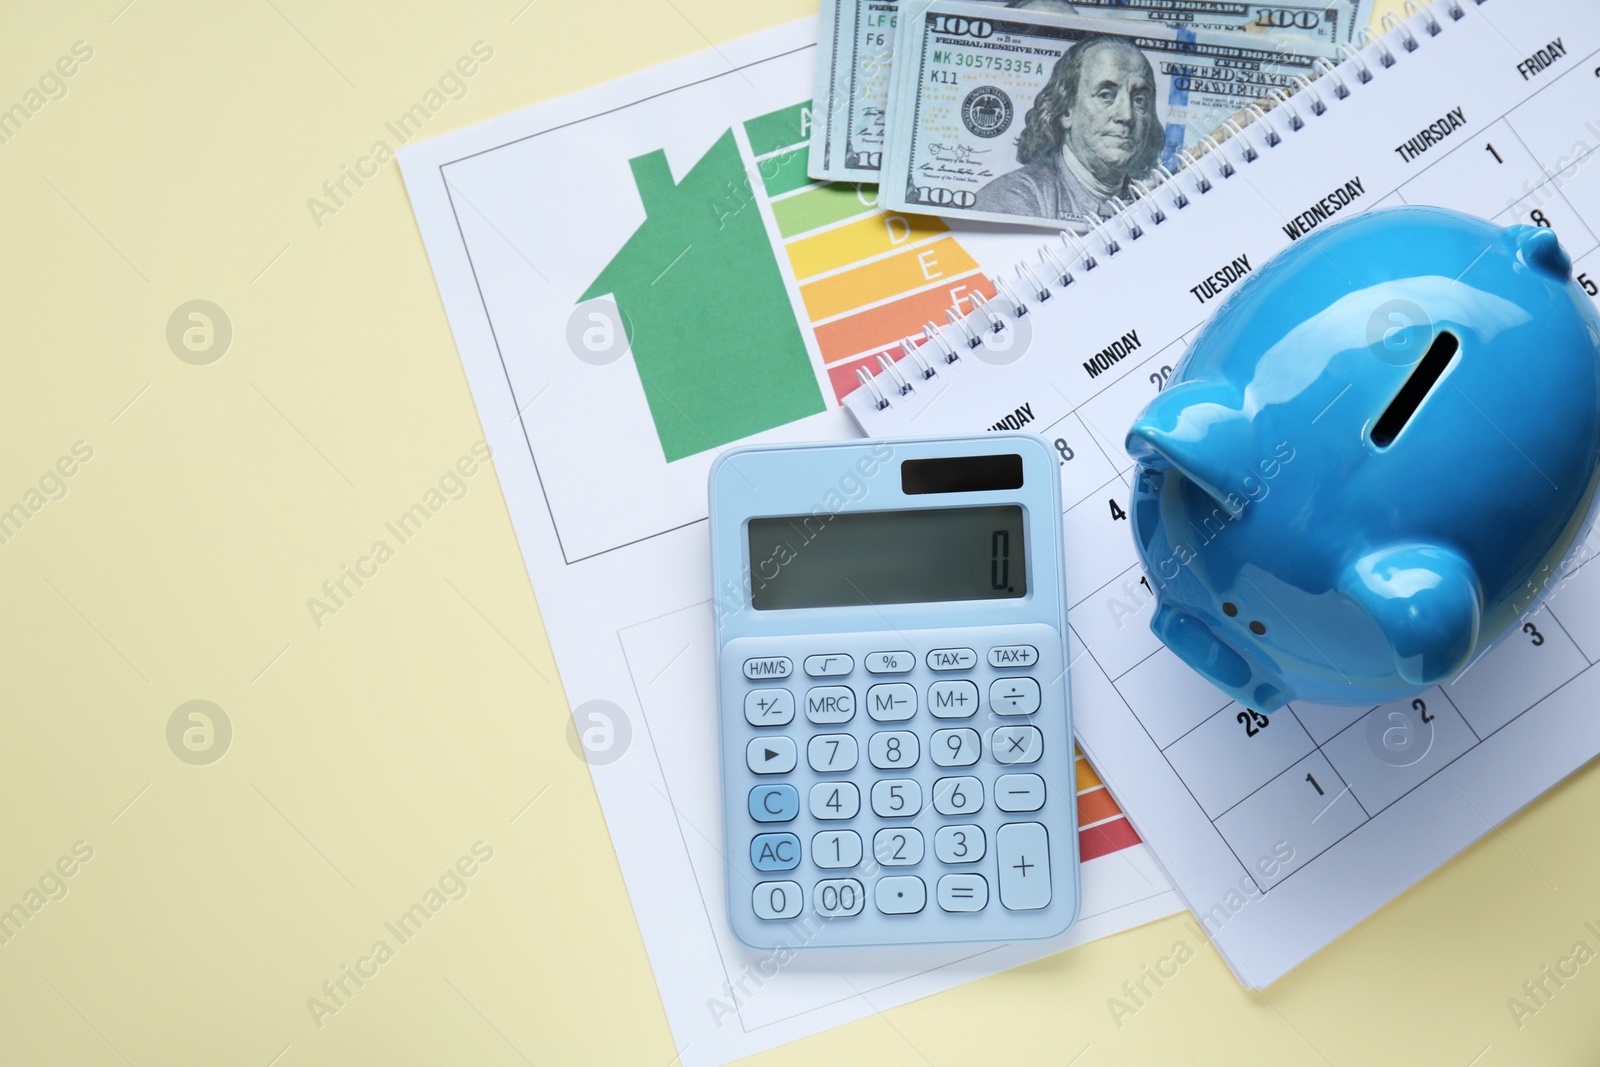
973 32 1165 224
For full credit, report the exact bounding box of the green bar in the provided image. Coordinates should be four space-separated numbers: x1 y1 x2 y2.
772 183 877 238
759 148 816 198
744 101 812 157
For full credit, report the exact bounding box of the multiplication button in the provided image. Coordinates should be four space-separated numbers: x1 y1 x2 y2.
991 725 1043 764
744 656 792 680
927 648 977 670
865 651 914 674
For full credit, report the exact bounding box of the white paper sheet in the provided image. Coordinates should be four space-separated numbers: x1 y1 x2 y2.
398 20 1180 1066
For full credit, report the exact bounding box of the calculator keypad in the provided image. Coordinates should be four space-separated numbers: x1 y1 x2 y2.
722 624 1076 947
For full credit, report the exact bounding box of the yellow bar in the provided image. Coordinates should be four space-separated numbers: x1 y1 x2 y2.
1076 757 1103 792
799 237 979 321
786 212 948 281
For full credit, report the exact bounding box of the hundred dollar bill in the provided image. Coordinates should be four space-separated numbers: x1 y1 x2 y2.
881 1 1342 229
808 0 1369 183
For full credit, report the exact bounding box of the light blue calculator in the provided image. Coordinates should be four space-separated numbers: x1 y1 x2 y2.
710 434 1079 949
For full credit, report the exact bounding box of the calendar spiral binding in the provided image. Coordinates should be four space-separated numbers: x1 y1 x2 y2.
851 0 1479 413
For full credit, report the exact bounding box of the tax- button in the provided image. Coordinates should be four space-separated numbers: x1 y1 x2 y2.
804 654 853 677
746 736 797 774
744 656 792 680
989 677 1041 715
988 645 1038 668
865 651 914 674
750 833 800 872
926 647 977 671
748 784 799 823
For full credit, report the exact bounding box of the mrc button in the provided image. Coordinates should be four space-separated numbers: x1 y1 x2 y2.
988 645 1038 668
744 656 792 680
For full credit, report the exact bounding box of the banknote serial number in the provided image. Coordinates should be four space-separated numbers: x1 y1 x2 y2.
931 52 1047 76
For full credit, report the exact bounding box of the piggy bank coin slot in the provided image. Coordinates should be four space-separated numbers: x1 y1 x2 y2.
1371 331 1459 448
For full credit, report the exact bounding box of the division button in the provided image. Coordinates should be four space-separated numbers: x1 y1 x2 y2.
988 645 1039 668
750 833 801 872
874 875 927 915
989 677 1041 715
937 874 989 912
865 651 915 674
926 648 978 671
753 880 802 920
804 654 854 677
748 783 799 823
997 822 1052 910
744 688 794 726
746 735 797 774
744 656 793 680
995 773 1046 812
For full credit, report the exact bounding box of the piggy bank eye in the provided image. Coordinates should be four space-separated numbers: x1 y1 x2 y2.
1222 602 1238 617
1250 620 1267 635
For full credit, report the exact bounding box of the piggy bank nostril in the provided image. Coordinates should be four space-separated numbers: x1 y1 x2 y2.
1250 620 1267 635
1222 602 1238 616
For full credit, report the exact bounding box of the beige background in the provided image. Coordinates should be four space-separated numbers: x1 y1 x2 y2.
2 1 1598 1063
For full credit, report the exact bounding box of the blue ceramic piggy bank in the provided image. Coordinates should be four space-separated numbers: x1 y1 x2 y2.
1125 206 1600 712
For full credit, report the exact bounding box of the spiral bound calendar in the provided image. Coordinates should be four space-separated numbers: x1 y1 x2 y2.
846 0 1600 987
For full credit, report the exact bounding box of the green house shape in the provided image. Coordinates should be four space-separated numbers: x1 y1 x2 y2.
580 129 824 462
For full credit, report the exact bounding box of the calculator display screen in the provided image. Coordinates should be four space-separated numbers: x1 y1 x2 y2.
747 505 1026 610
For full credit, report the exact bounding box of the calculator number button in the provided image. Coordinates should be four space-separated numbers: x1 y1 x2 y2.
750 833 800 872
871 779 922 817
813 830 863 869
753 880 802 920
996 773 1046 812
928 680 979 718
931 728 980 767
875 875 926 915
989 677 1041 715
988 645 1038 668
935 824 986 863
991 725 1043 764
744 689 794 726
747 736 797 774
927 647 977 671
938 874 989 913
745 657 793 680
808 733 858 773
933 776 984 815
865 651 915 674
810 782 860 820
869 730 919 769
866 683 916 722
873 827 925 866
749 784 799 823
805 686 855 724
997 823 1051 910
814 878 865 917
804 654 853 677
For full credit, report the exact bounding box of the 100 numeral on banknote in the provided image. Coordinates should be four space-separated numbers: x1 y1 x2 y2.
882 4 1339 229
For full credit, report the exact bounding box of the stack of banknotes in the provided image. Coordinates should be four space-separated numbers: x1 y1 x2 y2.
810 0 1373 229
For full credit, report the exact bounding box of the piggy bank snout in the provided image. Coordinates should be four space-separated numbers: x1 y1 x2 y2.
1153 604 1287 713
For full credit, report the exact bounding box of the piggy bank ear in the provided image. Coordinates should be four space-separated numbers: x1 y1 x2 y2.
1339 544 1482 686
1126 381 1250 516
1513 224 1572 280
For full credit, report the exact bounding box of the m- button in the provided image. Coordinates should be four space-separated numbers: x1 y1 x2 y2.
988 645 1038 668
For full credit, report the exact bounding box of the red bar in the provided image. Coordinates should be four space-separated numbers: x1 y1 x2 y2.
1079 816 1142 862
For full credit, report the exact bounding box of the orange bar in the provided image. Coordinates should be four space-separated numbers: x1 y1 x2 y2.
814 272 995 364
1078 787 1123 826
787 212 948 280
1076 757 1104 792
799 238 980 321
